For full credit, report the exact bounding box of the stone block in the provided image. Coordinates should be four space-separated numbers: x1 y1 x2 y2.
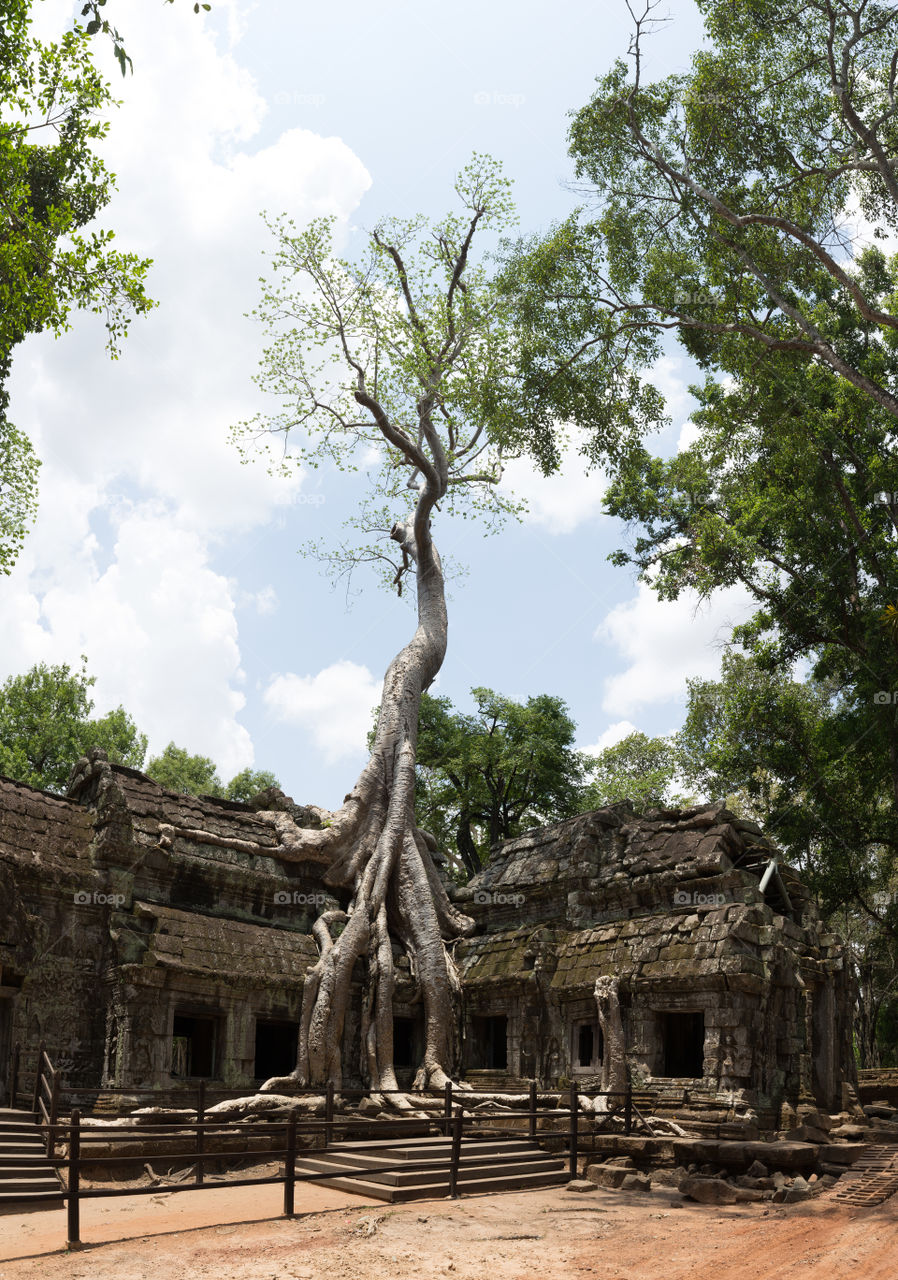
566 1179 599 1193
620 1172 651 1192
680 1176 739 1205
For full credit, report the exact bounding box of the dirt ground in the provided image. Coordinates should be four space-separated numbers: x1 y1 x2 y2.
0 1180 896 1280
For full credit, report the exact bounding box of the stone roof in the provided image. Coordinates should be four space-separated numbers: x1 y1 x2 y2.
459 803 808 935
113 900 318 985
0 775 93 869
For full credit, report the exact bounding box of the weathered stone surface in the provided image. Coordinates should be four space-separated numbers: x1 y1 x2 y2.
680 1176 739 1205
746 1159 769 1178
828 1124 868 1141
792 1124 830 1145
620 1172 651 1192
0 761 857 1114
566 1179 599 1193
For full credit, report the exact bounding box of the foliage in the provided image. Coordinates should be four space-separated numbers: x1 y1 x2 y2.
408 688 592 878
504 0 898 442
144 742 220 795
79 1 212 77
0 657 147 792
582 729 687 812
0 0 154 573
235 155 561 594
676 650 898 1066
223 766 280 803
144 743 279 801
0 418 38 576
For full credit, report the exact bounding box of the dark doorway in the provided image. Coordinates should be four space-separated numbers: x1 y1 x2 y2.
0 1000 10 1105
661 1011 705 1078
254 1020 298 1080
393 1016 416 1069
470 1015 508 1070
171 1013 218 1078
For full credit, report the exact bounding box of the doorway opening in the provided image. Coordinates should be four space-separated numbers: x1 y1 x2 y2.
469 1015 508 1070
171 1013 219 1078
660 1011 704 1078
254 1020 298 1080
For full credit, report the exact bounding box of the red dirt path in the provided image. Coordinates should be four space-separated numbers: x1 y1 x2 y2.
0 1180 895 1279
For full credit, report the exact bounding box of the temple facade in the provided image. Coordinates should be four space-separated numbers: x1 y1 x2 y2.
0 751 855 1122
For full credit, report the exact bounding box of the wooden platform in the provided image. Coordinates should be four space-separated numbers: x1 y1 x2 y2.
294 1134 568 1202
830 1144 898 1207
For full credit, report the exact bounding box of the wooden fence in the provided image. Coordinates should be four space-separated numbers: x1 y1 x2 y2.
5 1045 639 1249
53 1080 634 1249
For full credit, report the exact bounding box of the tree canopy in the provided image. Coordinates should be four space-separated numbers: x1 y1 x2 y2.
0 1 154 573
0 658 146 792
412 687 592 877
582 729 686 813
144 744 279 801
0 659 279 801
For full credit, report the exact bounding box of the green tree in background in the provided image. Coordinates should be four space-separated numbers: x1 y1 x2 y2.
144 742 221 796
144 742 280 801
412 688 592 878
223 766 280 803
0 1 154 573
0 658 146 791
582 730 687 812
0 659 279 802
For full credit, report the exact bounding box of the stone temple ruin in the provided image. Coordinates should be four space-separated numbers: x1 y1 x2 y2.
0 749 855 1126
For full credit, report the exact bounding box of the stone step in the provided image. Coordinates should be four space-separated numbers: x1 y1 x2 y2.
297 1150 565 1189
0 1187 65 1208
329 1136 538 1159
0 1152 53 1166
0 1174 62 1195
0 1139 47 1156
0 1113 42 1131
296 1165 569 1202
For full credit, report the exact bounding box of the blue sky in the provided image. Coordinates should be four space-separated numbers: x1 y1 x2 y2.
3 0 756 807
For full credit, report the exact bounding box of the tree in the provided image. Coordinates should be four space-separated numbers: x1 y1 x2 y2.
582 730 686 812
500 2 898 909
144 742 222 796
0 658 146 792
413 688 592 878
0 1 154 573
504 0 898 435
677 649 898 1064
233 156 554 1095
224 766 280 804
143 746 279 800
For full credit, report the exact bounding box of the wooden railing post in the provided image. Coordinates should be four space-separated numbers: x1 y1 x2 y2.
31 1041 45 1115
443 1080 452 1138
624 1085 632 1136
283 1116 296 1217
195 1080 206 1186
568 1081 578 1179
66 1109 82 1250
48 1072 60 1159
325 1081 334 1147
8 1042 20 1109
448 1105 463 1199
529 1080 537 1144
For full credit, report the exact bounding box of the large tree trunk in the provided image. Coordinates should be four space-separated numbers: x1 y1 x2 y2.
282 515 475 1096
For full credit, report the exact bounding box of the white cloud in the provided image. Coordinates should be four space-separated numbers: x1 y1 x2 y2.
2 2 371 776
500 428 607 535
597 583 755 717
264 661 383 764
580 720 639 757
677 420 702 452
